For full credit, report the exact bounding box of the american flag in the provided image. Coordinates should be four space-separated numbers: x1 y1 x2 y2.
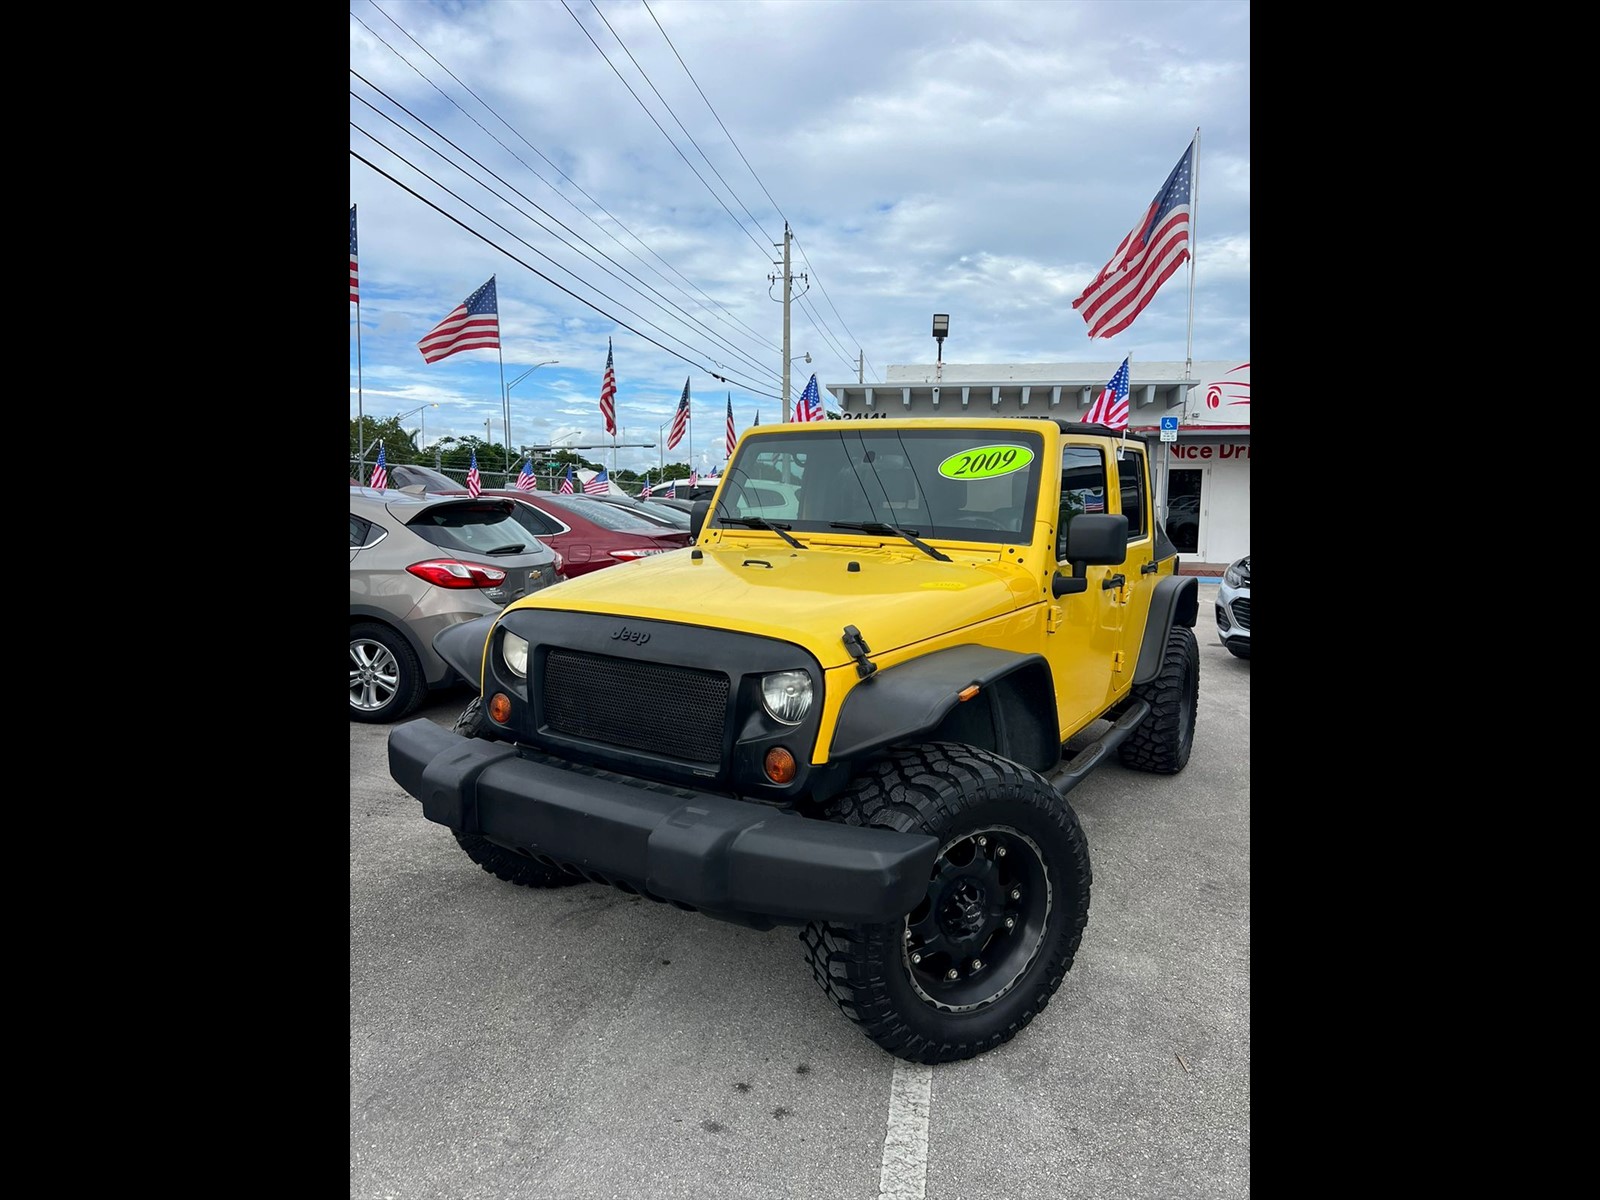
640 480 652 499
689 469 698 487
369 442 386 489
599 338 617 435
795 374 824 422
418 276 500 364
725 394 736 457
666 379 690 449
1084 357 1131 430
1071 138 1193 340
585 467 610 495
516 459 537 492
666 480 676 498
349 205 359 304
559 466 575 494
467 449 482 498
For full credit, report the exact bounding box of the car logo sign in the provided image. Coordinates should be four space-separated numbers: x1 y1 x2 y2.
611 626 651 646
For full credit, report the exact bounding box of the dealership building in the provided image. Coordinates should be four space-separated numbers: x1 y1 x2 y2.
825 359 1250 568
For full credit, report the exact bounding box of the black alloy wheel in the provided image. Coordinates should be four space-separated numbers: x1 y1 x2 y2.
902 826 1050 1012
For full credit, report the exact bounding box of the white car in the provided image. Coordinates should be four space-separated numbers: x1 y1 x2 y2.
1215 554 1250 659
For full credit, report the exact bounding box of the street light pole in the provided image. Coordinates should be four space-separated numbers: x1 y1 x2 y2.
505 360 558 475
395 403 439 450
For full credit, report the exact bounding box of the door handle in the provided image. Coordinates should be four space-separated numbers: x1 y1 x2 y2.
1102 574 1126 590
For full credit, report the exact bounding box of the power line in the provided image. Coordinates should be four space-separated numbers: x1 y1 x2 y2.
358 1 782 357
351 81 779 383
351 148 784 401
585 0 778 248
560 0 773 261
643 0 877 382
356 0 875 389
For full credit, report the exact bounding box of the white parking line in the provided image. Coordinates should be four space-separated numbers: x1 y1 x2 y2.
879 1061 933 1199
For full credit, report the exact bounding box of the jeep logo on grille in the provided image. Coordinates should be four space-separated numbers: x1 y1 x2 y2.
611 626 651 645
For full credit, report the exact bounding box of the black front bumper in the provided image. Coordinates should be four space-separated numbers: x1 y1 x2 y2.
388 718 939 928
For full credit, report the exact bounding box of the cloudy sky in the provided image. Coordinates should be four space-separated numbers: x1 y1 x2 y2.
349 0 1249 478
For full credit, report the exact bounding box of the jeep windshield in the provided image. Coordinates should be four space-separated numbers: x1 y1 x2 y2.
713 426 1045 545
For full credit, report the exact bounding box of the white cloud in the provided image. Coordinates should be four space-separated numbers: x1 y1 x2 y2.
351 0 1249 476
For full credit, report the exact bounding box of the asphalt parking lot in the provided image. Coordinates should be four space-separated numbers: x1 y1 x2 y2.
350 582 1249 1199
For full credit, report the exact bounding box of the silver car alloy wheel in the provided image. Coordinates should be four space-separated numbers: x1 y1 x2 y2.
350 634 402 712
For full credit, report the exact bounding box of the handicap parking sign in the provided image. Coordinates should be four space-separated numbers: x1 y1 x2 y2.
1160 416 1178 443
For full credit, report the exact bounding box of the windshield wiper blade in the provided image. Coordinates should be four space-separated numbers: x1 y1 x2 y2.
486 543 528 555
829 521 950 561
719 515 804 549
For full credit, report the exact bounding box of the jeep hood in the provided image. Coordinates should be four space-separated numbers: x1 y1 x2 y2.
505 539 1039 669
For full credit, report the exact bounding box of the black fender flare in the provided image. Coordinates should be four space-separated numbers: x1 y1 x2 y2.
828 645 1056 770
432 615 498 688
1133 575 1199 685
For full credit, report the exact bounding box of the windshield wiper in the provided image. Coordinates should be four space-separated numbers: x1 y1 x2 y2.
719 516 804 549
485 543 527 555
829 522 950 561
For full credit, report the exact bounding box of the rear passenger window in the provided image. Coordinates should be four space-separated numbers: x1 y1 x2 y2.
350 514 383 549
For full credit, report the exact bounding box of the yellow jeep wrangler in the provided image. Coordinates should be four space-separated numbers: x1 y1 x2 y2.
387 416 1199 1063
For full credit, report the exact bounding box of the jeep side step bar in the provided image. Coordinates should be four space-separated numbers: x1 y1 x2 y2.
1045 699 1151 798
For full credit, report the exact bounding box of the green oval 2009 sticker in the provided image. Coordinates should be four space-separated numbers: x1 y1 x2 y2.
938 444 1035 480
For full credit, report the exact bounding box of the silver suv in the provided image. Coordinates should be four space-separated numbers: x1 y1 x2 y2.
350 487 564 722
1216 554 1250 659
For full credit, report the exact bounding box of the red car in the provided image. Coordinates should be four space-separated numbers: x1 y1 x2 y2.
478 489 692 577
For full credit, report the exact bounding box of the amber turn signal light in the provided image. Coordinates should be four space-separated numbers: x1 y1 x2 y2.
763 746 797 783
489 693 513 723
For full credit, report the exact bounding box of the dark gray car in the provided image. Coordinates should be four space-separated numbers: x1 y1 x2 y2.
590 493 692 528
350 487 563 722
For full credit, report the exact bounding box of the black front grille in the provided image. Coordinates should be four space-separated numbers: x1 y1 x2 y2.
1232 597 1251 631
542 650 728 763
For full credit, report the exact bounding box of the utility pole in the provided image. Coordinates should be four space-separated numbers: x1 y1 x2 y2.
770 223 806 421
856 350 864 384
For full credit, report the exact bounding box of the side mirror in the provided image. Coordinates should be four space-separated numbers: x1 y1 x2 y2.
1051 513 1128 598
690 498 711 540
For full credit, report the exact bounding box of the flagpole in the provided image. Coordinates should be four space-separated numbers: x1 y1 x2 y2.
489 278 506 483
1121 353 1131 458
353 204 366 478
356 293 365 477
1174 126 1200 518
1185 127 1199 387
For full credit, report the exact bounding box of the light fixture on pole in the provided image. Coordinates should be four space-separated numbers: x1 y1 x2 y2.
932 313 949 390
395 403 439 449
505 360 558 476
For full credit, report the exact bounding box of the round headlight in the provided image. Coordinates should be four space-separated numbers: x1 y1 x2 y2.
761 670 813 724
501 630 530 679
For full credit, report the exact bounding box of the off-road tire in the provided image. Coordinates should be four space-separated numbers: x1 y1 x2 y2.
449 699 581 887
350 622 426 724
452 696 493 739
452 832 587 889
1118 625 1198 774
800 742 1091 1064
